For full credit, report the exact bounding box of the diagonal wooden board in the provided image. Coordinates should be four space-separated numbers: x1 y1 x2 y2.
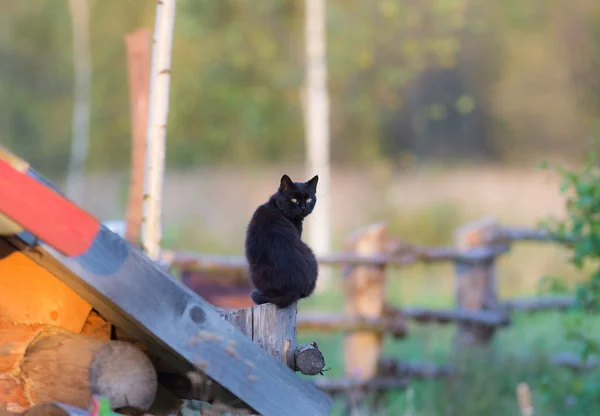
0 158 99 257
9 227 332 416
0 149 332 414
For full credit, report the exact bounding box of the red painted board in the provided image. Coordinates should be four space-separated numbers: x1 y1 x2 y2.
0 159 100 257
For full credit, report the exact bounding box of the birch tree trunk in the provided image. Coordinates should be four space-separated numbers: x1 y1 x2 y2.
65 0 92 206
304 0 332 291
140 0 177 260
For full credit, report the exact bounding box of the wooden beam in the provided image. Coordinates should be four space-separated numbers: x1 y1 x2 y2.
501 295 574 313
163 243 509 272
467 224 574 246
398 307 510 327
10 223 332 415
297 312 406 337
0 157 100 257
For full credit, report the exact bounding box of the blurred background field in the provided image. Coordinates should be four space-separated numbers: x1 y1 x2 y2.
3 0 600 414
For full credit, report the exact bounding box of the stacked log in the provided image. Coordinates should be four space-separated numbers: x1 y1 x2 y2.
0 317 157 414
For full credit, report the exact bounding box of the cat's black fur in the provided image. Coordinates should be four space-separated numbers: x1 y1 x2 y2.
245 174 319 308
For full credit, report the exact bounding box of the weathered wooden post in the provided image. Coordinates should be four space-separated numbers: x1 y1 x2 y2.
221 303 326 376
342 223 397 380
453 217 506 349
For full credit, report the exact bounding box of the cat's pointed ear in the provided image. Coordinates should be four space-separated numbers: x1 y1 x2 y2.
306 175 319 192
279 174 296 192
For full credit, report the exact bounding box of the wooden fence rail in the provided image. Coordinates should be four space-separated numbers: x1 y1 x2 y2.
162 216 579 398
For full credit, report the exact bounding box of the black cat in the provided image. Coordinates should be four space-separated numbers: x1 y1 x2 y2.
245 174 319 308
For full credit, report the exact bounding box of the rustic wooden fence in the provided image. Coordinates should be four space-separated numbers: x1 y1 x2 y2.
162 216 579 396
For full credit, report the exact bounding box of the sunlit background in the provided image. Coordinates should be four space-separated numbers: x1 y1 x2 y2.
2 1 600 415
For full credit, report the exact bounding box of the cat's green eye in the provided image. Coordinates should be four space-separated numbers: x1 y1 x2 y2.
307 198 312 203
291 198 298 203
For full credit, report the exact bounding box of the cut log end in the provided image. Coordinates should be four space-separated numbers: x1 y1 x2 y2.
294 343 326 376
19 329 157 411
89 340 158 410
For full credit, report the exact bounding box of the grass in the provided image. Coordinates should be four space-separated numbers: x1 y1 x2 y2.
298 293 600 416
113 165 594 415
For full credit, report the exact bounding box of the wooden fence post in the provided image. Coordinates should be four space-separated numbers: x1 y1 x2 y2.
342 223 397 380
220 303 326 376
453 217 506 349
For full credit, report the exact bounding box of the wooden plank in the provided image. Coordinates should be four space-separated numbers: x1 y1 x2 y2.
165 243 510 271
298 312 406 337
398 307 509 327
0 240 92 332
10 227 332 416
0 147 28 236
0 160 100 257
501 295 574 313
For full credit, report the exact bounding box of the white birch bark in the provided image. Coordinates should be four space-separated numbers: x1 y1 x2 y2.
304 0 332 291
66 0 91 206
141 0 176 260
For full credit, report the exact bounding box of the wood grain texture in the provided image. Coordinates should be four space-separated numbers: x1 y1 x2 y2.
0 240 92 332
294 343 326 376
11 226 332 416
0 163 100 257
20 328 157 410
0 377 28 413
79 311 111 340
221 303 297 370
0 321 45 372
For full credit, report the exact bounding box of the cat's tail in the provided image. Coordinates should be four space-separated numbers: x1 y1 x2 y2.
251 290 298 309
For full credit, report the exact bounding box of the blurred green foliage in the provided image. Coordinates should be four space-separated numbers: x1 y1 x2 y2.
1 0 600 176
536 126 600 412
